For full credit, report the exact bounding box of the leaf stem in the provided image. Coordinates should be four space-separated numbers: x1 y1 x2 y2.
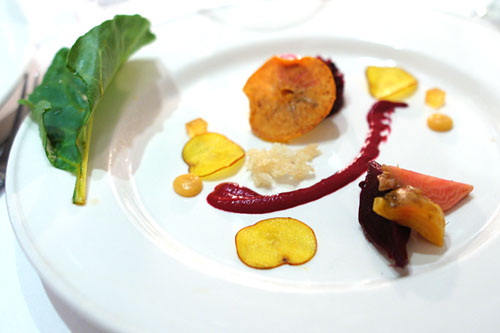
73 114 94 205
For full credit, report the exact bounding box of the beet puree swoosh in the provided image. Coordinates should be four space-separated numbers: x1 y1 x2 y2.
207 101 407 214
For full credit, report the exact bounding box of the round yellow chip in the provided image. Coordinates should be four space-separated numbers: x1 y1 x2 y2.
235 217 317 269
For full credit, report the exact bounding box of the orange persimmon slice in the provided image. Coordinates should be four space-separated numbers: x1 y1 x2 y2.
244 56 336 142
235 217 317 269
182 132 245 178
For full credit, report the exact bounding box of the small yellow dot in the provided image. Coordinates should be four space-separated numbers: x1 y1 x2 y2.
173 173 203 197
427 113 453 132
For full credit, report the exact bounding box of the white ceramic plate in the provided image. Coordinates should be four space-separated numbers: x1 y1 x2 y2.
0 0 31 106
7 2 500 332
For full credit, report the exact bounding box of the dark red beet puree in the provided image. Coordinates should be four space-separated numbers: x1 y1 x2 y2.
207 101 407 214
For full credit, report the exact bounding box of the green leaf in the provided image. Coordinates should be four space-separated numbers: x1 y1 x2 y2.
21 15 155 205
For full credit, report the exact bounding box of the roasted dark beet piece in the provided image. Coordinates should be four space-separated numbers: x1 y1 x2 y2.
358 161 411 268
318 56 344 116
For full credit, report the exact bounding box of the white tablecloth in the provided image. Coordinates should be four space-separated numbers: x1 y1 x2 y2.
0 190 106 332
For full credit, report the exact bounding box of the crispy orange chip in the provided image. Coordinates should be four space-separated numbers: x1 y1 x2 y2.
235 217 317 269
366 66 418 101
182 132 245 178
186 117 208 138
425 88 446 109
244 56 336 142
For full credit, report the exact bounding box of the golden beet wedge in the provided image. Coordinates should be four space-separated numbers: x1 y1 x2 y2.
235 217 317 269
372 186 445 246
182 132 245 178
366 66 418 101
244 56 336 142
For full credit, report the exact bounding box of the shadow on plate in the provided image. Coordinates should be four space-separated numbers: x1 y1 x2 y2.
15 241 107 332
44 284 108 333
88 58 180 180
288 114 343 146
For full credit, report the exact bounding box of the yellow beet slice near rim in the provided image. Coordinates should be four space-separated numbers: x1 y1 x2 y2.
372 186 445 246
244 56 336 142
366 66 418 101
235 217 317 269
182 132 245 178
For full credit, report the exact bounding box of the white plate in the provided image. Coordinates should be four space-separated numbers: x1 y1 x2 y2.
0 0 31 106
7 2 500 332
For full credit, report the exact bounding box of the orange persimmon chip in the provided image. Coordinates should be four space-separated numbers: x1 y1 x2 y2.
186 117 208 138
373 186 445 246
425 88 446 109
244 56 336 142
182 132 245 177
366 66 418 101
235 217 317 269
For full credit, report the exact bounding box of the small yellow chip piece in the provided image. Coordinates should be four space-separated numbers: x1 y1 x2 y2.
186 118 208 138
425 88 446 109
366 66 418 101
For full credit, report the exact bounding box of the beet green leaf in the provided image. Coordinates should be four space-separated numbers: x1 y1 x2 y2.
21 15 155 204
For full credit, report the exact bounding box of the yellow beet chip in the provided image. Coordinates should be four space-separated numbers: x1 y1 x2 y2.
182 132 245 177
366 66 418 101
186 117 208 137
235 217 317 269
425 88 446 109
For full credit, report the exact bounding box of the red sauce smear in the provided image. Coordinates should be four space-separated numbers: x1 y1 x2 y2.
207 101 407 213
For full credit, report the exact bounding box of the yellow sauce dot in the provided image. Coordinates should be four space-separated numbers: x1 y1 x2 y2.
173 173 203 197
427 113 453 132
